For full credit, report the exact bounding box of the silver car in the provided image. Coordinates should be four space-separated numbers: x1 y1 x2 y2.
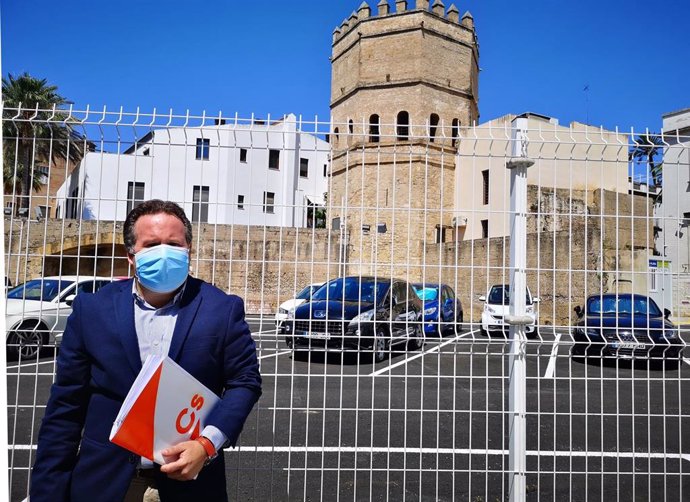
5 276 114 359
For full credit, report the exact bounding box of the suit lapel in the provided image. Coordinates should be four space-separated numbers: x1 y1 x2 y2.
168 279 202 362
113 279 142 376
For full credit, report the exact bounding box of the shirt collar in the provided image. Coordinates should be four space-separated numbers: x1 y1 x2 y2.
132 279 187 310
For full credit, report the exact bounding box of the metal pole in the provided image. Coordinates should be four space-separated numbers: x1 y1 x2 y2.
506 117 534 502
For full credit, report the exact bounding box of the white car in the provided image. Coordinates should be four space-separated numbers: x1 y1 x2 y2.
275 283 323 327
479 284 540 338
5 276 115 359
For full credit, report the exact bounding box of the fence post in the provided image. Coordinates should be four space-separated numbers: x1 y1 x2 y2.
506 117 534 502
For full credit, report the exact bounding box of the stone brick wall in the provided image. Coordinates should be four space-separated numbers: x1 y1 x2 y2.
4 219 343 314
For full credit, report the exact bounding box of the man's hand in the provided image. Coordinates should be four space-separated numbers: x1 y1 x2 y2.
159 440 208 481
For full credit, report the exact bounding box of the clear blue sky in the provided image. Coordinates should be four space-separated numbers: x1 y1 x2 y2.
3 0 689 132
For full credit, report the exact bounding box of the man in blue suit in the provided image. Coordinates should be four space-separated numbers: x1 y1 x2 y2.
30 200 262 502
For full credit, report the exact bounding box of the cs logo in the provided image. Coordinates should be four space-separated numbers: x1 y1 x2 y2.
175 394 205 437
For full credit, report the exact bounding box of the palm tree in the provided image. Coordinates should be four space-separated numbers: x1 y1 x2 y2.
2 72 85 214
628 133 664 191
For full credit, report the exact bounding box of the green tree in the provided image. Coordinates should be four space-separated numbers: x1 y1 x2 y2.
2 72 84 214
628 133 664 196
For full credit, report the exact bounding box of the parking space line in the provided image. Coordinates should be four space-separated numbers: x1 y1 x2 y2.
258 350 292 360
683 358 690 367
543 334 561 379
369 330 476 377
9 444 689 463
6 359 56 370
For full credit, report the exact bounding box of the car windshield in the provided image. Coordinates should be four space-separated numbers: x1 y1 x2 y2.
312 277 389 304
413 285 439 301
7 279 75 302
587 295 663 317
487 285 532 305
295 286 321 300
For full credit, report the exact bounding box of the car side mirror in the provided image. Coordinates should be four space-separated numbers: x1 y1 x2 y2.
574 305 582 317
664 308 671 320
478 295 486 302
532 297 540 303
64 294 77 306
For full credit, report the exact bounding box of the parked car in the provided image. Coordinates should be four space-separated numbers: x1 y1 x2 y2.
281 276 423 363
479 284 539 337
571 293 684 363
275 282 324 327
413 283 463 335
5 276 114 359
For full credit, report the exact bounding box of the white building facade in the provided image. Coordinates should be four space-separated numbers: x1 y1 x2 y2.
56 114 330 228
655 108 690 317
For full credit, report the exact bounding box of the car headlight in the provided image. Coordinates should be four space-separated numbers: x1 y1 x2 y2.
486 306 496 315
663 329 679 340
279 308 289 315
424 306 437 316
349 309 375 326
285 309 295 320
584 328 603 339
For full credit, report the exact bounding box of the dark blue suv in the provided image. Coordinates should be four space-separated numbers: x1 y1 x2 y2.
281 276 423 363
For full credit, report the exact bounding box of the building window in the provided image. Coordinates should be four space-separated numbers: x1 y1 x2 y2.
397 111 409 140
481 219 488 239
452 118 460 148
268 149 280 170
323 164 328 177
195 138 210 160
649 267 658 293
67 186 80 219
369 114 380 143
240 148 247 163
37 205 50 219
300 158 309 178
482 170 490 205
126 182 145 215
263 192 275 214
192 185 210 223
237 195 245 210
333 127 339 147
429 114 439 143
435 225 446 243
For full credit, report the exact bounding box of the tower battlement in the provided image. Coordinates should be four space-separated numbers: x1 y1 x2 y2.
333 1 475 43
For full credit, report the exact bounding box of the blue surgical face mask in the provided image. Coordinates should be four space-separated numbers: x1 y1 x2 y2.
134 244 189 294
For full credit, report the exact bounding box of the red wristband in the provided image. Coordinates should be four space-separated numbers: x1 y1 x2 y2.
195 436 216 458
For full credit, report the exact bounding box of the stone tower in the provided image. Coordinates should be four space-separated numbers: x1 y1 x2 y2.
329 0 480 277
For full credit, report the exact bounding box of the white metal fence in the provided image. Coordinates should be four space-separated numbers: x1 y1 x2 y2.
3 107 690 501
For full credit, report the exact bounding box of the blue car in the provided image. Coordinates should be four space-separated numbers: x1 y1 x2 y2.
572 293 684 364
413 284 463 335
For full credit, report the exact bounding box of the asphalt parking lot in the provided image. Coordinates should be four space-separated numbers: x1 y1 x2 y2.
7 319 690 501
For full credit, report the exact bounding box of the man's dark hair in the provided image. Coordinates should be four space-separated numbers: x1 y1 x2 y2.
123 200 193 253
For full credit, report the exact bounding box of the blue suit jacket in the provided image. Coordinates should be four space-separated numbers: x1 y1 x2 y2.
30 277 262 502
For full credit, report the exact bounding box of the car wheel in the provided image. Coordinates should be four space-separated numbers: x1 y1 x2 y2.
479 325 487 337
7 321 46 360
407 323 423 351
373 328 389 363
571 343 586 360
527 327 539 340
455 312 464 335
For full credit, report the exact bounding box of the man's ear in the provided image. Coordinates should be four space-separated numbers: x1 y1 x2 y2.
126 252 135 269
